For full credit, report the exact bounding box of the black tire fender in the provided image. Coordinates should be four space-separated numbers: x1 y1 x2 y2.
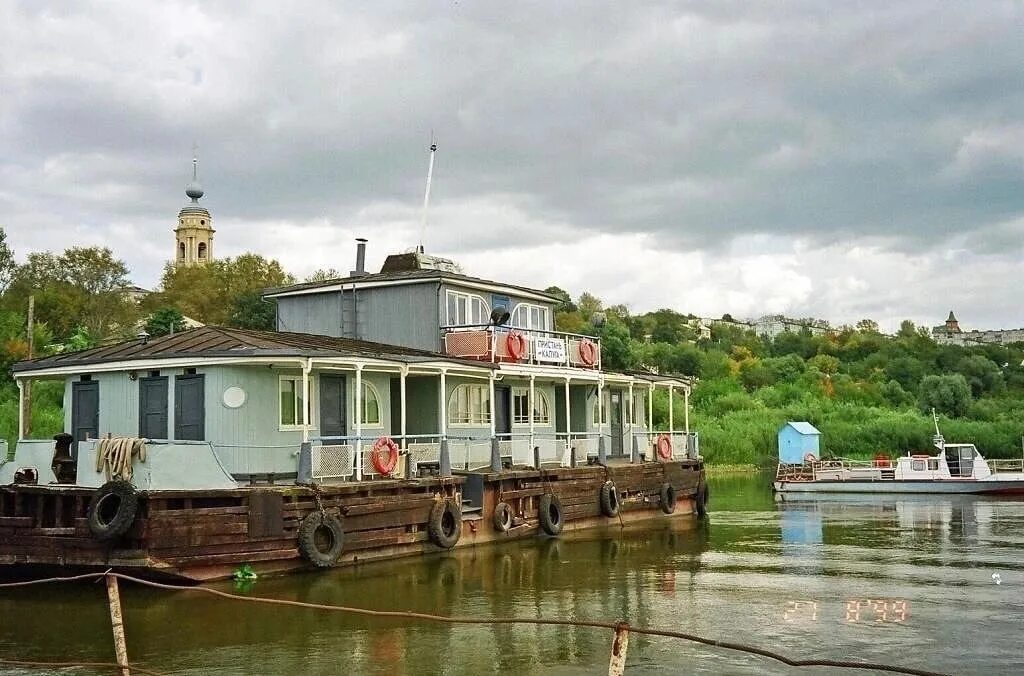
87 480 139 541
695 483 709 518
428 498 462 549
659 483 677 514
298 512 345 567
493 501 513 533
599 481 620 517
538 493 563 536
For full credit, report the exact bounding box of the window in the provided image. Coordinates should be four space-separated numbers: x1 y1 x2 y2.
197 242 207 259
928 459 939 471
179 242 186 259
279 376 310 428
513 388 550 424
446 290 488 326
592 393 608 426
510 303 550 331
448 384 491 425
634 391 648 424
912 459 925 472
361 382 381 426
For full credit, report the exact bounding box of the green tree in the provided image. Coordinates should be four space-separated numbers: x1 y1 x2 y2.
954 355 1004 397
544 286 576 313
305 269 342 283
0 228 15 294
228 292 277 330
144 306 187 337
919 374 972 417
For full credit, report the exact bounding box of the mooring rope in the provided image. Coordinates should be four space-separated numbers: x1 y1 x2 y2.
0 573 950 676
0 658 165 675
95 437 148 482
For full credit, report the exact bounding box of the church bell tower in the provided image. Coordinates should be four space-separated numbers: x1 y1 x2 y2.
174 155 214 266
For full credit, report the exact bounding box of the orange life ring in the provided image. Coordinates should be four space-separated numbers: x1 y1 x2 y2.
578 339 597 366
656 434 673 460
873 454 891 468
506 331 527 360
371 436 400 475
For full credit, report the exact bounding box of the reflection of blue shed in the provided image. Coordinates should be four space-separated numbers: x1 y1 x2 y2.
778 422 820 463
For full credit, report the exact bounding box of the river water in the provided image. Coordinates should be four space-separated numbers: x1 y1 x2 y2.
2 473 1023 675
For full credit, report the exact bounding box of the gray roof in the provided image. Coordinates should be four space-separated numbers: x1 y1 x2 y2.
264 268 561 302
13 326 496 374
783 421 820 436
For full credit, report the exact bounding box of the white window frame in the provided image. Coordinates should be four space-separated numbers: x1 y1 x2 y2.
445 290 489 327
279 375 315 431
634 391 647 427
512 387 551 425
592 392 608 426
447 383 491 426
509 302 550 331
360 381 383 427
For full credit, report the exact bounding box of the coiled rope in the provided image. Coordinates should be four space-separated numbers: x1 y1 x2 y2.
0 573 950 676
95 437 147 481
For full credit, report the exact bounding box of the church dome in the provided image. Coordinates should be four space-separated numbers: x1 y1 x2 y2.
185 181 204 201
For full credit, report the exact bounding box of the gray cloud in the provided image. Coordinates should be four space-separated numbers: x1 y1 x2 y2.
1 1 1022 328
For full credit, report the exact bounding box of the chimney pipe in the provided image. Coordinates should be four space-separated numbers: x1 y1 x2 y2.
352 238 368 276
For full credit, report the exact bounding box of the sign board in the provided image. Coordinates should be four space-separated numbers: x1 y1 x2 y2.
534 337 567 363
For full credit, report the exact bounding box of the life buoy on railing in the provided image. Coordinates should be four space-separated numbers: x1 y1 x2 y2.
656 434 673 460
506 331 527 360
371 436 400 475
578 339 597 366
803 453 817 464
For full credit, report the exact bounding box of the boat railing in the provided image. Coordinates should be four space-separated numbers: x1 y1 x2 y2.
776 457 893 482
441 323 602 370
988 459 1024 474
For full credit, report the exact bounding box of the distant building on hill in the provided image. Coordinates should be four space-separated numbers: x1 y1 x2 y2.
754 315 831 340
931 310 1024 346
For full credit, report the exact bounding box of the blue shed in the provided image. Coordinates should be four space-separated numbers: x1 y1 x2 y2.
778 422 821 463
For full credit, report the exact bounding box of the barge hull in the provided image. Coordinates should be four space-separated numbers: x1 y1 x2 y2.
773 479 1024 495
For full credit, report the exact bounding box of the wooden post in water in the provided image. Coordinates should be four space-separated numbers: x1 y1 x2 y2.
105 574 131 676
608 622 630 675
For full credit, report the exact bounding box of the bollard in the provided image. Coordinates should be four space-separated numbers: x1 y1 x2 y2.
598 435 607 465
106 574 131 676
439 438 452 477
296 441 312 485
404 450 413 479
631 435 640 464
490 437 502 473
533 445 541 469
570 445 577 468
608 622 629 676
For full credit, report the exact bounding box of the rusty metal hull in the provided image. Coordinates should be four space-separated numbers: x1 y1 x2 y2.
0 460 704 582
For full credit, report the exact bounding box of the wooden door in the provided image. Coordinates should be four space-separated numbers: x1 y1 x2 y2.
71 380 99 446
319 375 347 439
174 374 205 441
138 376 168 439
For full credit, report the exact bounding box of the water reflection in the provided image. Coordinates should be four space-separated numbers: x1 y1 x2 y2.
1 475 1023 674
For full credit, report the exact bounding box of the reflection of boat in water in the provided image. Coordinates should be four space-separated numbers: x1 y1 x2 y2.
774 414 1024 495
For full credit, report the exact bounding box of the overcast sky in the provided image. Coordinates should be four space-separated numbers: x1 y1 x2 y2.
2 1 1023 332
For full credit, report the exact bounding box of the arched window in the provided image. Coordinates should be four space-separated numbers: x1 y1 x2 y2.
197 242 208 259
178 242 186 260
513 388 550 424
445 290 488 326
361 382 381 426
448 384 490 425
510 303 550 331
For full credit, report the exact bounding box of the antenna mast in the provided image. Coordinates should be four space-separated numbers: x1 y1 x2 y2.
417 137 437 254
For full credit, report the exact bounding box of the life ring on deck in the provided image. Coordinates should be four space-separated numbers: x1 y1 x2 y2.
873 454 892 468
578 339 597 366
87 480 139 541
599 481 620 517
656 434 673 460
428 498 462 549
298 512 345 567
538 493 564 536
659 483 677 514
695 483 709 519
371 436 400 475
506 331 527 360
493 501 513 533
803 453 818 464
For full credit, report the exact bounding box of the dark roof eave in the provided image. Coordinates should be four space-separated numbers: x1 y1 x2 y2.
263 270 560 302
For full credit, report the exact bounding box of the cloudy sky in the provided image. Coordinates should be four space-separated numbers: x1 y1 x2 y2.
2 1 1023 332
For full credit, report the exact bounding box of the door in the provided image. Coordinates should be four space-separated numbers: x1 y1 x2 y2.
138 376 169 439
959 447 975 478
174 374 205 440
610 391 624 456
320 375 347 439
71 381 99 447
494 386 512 437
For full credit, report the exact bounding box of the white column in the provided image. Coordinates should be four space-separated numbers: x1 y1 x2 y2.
648 383 654 450
668 384 675 436
564 377 571 455
301 360 311 443
16 379 25 440
489 371 496 439
439 369 447 439
684 385 691 455
355 365 363 480
627 382 634 430
400 366 408 450
598 379 604 440
529 374 536 461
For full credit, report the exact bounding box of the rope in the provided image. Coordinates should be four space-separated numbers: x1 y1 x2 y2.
95 437 147 482
0 573 950 676
0 658 165 676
